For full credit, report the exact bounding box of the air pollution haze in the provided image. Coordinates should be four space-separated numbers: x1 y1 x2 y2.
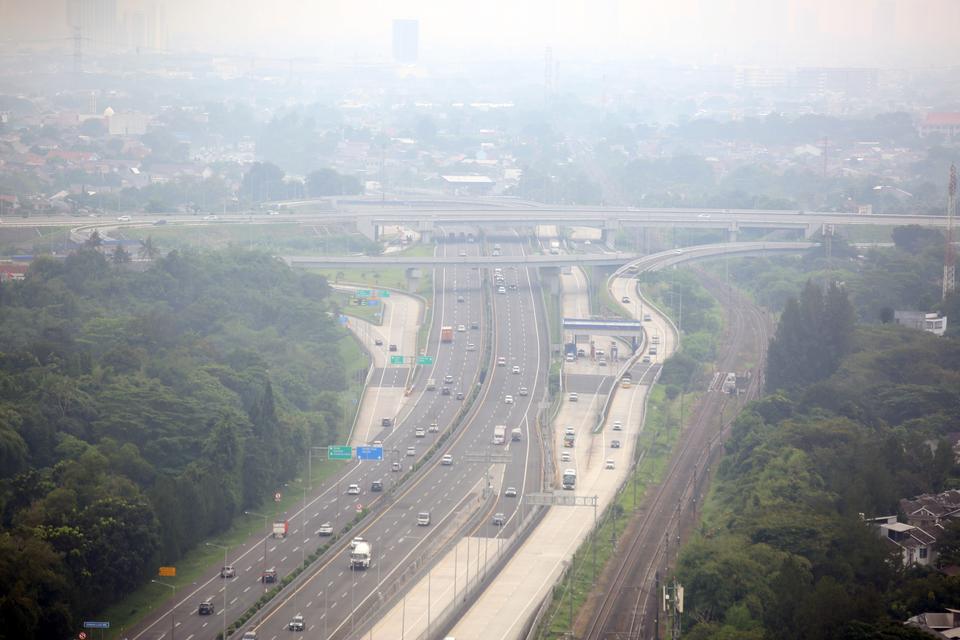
1 0 959 66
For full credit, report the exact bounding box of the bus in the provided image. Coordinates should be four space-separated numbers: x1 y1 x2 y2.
493 425 506 445
562 468 577 490
722 372 737 394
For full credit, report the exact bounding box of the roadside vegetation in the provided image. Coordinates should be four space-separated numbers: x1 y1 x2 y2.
0 248 362 639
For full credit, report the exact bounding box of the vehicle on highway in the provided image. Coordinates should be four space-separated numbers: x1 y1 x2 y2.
611 440 621 448
317 522 333 536
392 461 402 472
444 374 454 383
652 335 660 344
381 417 393 427
441 326 454 342
273 521 288 538
457 324 466 332
261 568 278 583
564 426 576 436
621 378 631 389
456 390 465 399
504 394 514 404
492 512 506 526
428 421 439 432
562 468 577 490
373 439 382 446
642 355 651 363
470 320 480 329
518 386 528 396
442 454 453 465
117 215 132 221
697 213 711 218
497 286 506 294
457 295 465 302
459 250 467 257
288 615 305 631
415 427 425 437
612 421 623 431
577 348 586 357
674 248 683 254
606 459 616 469
203 214 219 221
267 210 280 216
598 358 607 367
198 599 215 615
350 537 364 550
374 338 383 346
560 452 572 462
426 378 436 390
442 386 451 395
565 353 575 362
371 479 383 492
643 314 652 321
220 565 235 578
504 486 518 497
153 219 167 226
241 631 257 639
511 365 520 374
389 343 398 351
497 357 506 366
406 446 415 456
350 541 372 570
347 484 360 495
466 343 477 351
649 346 658 356
568 392 579 402
509 283 518 290
563 434 575 447
621 296 631 303
493 425 506 445
417 512 431 526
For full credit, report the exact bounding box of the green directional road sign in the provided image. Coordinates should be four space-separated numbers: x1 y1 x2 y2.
417 355 434 365
389 355 405 365
357 289 371 298
327 446 352 460
379 290 390 297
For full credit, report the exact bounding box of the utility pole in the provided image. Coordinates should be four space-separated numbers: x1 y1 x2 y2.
73 26 83 74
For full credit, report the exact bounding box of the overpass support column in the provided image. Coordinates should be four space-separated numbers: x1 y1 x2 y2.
418 219 435 244
602 217 620 250
356 218 379 242
728 221 739 243
804 223 821 239
405 267 422 293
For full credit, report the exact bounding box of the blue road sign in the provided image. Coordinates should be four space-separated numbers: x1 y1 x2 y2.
84 621 110 629
356 446 384 461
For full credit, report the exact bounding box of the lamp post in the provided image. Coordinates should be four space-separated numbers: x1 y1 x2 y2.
244 510 270 590
151 579 176 640
206 543 228 640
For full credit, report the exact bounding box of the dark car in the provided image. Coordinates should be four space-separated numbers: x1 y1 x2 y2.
381 417 393 427
374 338 383 346
371 479 383 492
199 600 215 615
261 568 278 584
388 344 398 352
455 391 464 400
441 386 451 395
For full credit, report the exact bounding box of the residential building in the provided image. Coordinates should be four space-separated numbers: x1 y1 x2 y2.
894 311 948 336
920 113 960 141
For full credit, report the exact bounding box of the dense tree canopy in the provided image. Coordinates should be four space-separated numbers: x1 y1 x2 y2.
0 248 349 638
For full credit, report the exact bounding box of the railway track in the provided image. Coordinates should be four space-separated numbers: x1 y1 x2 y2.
581 271 771 640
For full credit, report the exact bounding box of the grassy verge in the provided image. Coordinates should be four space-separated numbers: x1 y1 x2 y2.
115 222 378 254
103 334 368 638
309 267 409 290
536 385 685 638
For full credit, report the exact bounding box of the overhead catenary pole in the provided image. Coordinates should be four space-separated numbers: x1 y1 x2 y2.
944 163 956 299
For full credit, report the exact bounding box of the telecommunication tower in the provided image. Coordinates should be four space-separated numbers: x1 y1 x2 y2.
945 163 957 300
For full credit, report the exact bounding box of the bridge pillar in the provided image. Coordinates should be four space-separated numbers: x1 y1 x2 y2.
727 221 739 243
804 223 821 239
418 219 435 244
356 218 378 242
405 267 422 292
602 217 620 250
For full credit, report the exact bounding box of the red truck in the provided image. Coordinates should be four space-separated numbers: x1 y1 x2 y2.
441 326 454 343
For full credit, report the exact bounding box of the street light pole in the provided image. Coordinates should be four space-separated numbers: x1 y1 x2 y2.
205 543 228 640
244 510 269 594
151 580 176 640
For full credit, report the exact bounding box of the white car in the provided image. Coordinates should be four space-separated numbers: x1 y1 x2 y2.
466 343 477 351
203 214 219 221
406 446 416 456
518 386 528 396
697 213 711 218
511 365 520 374
612 421 623 431
497 286 506 294
346 484 360 495
417 512 431 526
444 374 454 384
568 392 579 402
457 324 466 332
116 215 131 222
605 459 616 469
441 454 453 465
504 395 514 405
415 427 425 438
504 486 518 497
497 357 506 367
317 522 333 536
560 451 572 462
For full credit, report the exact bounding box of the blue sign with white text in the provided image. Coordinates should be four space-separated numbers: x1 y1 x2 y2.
356 446 384 461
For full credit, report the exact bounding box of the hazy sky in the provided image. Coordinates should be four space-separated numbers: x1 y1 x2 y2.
1 0 959 67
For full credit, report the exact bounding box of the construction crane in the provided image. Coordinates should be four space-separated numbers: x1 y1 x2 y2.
945 163 957 300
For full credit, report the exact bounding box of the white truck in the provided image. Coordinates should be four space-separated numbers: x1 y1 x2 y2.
350 541 372 570
493 425 506 445
272 521 288 538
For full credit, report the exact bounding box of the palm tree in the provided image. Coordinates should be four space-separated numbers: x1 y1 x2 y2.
139 236 160 261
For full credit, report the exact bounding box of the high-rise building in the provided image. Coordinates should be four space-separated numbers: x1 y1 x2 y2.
66 0 118 49
392 19 419 64
122 0 164 50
